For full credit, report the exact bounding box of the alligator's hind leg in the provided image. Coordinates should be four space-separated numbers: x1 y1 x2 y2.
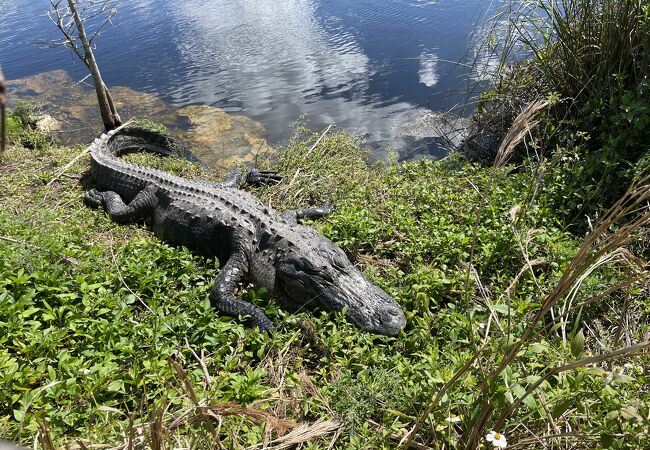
209 250 275 332
282 205 335 225
85 185 159 223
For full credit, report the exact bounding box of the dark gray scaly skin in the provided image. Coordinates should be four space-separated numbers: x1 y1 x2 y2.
85 126 406 335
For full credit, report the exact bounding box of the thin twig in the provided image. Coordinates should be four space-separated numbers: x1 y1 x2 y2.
304 124 335 158
108 236 157 317
184 338 212 387
0 236 37 247
47 147 91 186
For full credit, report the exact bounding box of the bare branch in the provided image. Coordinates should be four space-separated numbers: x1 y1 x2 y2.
47 0 122 130
0 66 6 156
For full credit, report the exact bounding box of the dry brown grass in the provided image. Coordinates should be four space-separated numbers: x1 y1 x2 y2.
493 99 549 168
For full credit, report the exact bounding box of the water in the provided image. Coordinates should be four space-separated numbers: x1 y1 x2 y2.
0 0 499 159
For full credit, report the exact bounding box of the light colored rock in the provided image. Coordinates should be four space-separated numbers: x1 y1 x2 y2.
402 111 471 149
35 114 62 133
176 104 273 167
7 70 273 170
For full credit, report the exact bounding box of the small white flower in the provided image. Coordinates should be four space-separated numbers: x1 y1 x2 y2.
601 370 613 384
435 424 447 432
624 363 634 370
486 430 507 448
79 368 90 375
445 414 462 424
476 322 486 330
612 366 625 379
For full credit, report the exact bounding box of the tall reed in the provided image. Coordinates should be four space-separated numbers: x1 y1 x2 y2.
529 0 650 107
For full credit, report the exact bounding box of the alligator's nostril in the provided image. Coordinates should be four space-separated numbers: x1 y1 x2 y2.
381 309 398 323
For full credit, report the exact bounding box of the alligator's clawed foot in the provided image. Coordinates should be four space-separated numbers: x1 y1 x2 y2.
254 316 276 334
282 204 336 224
84 189 104 209
246 169 282 186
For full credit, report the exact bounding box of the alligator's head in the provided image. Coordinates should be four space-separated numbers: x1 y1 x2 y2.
273 232 406 336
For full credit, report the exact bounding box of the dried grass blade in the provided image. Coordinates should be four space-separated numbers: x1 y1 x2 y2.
245 420 340 450
494 100 549 167
38 420 56 450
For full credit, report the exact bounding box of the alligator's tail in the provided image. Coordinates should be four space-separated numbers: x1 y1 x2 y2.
88 125 210 202
96 126 209 168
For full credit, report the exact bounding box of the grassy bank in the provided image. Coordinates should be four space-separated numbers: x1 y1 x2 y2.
0 108 648 449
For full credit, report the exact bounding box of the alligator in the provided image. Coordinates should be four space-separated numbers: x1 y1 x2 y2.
84 126 406 335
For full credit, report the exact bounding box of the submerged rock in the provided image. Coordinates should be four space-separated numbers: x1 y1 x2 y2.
7 70 273 170
35 114 62 134
400 111 471 161
176 105 272 168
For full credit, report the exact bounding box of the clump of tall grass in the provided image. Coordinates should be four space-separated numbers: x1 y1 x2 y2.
525 0 650 109
477 0 650 227
485 0 650 108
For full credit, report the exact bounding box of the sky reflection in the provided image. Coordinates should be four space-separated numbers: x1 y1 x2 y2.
1 0 501 158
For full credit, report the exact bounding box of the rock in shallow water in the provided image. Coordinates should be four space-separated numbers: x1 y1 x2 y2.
7 70 273 170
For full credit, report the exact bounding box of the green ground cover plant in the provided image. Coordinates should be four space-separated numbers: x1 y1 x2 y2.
0 110 648 449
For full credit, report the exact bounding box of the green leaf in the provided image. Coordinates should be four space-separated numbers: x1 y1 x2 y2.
552 399 574 419
491 304 511 315
13 409 24 422
570 329 585 357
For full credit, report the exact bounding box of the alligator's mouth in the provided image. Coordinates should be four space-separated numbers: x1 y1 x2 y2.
329 268 406 336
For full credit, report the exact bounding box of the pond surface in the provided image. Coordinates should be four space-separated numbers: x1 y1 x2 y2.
1 0 499 160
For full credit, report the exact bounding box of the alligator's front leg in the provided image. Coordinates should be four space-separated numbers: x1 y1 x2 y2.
209 250 275 332
84 185 159 223
282 205 335 225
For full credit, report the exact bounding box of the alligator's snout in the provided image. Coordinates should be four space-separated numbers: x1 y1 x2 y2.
274 231 406 336
376 304 407 336
278 261 406 335
342 273 406 336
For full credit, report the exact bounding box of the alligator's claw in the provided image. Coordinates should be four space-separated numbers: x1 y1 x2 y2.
246 169 282 186
84 188 104 209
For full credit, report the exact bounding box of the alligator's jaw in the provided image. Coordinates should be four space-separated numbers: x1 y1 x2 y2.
333 268 406 336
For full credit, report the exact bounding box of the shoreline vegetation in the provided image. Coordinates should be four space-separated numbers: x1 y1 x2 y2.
1 0 649 449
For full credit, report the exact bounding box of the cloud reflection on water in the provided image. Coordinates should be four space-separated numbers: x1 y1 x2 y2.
418 51 440 87
165 0 431 158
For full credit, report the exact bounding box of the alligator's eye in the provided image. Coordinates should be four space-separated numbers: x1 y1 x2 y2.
300 258 334 282
300 259 320 275
330 249 349 270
